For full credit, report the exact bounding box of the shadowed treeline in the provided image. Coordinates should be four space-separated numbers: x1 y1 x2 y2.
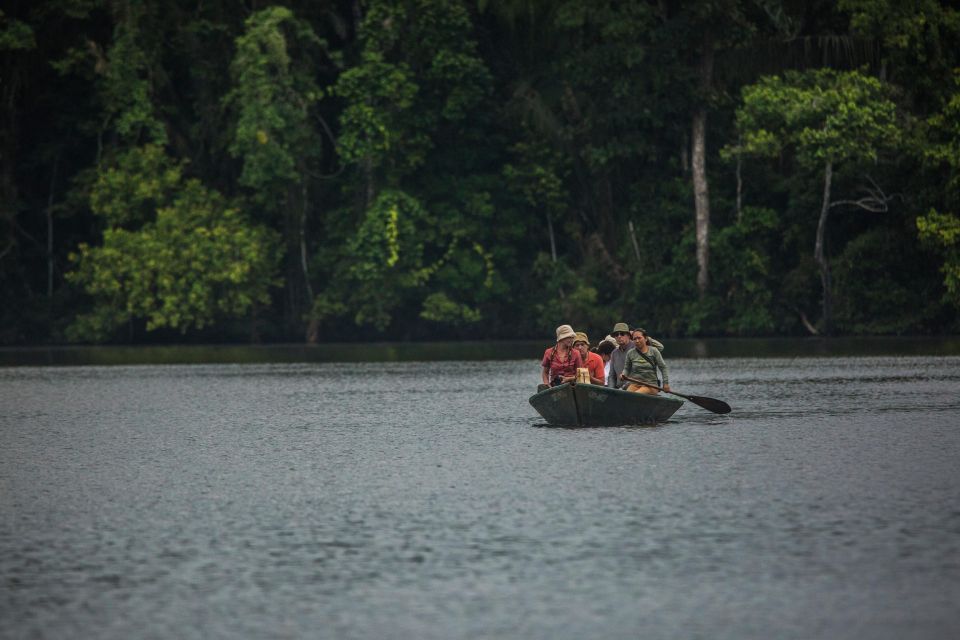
3 336 960 367
1 1 958 345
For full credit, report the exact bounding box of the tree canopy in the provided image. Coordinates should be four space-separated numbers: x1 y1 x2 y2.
2 0 958 344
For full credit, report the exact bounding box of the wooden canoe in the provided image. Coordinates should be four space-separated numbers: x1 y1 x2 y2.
529 382 683 426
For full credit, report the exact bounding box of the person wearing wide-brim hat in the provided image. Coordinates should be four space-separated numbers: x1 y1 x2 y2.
540 324 583 387
607 322 634 388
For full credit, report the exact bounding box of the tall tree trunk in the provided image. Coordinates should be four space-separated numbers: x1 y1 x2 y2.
300 177 320 344
358 156 376 218
692 42 714 299
300 177 314 303
546 212 557 263
627 220 641 262
0 47 21 274
735 136 743 224
814 161 833 335
283 184 307 337
46 153 59 330
283 209 302 336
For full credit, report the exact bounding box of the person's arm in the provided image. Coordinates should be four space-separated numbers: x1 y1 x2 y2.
585 354 603 385
541 350 551 385
591 356 605 385
655 349 671 391
610 350 624 388
621 350 634 381
649 337 664 351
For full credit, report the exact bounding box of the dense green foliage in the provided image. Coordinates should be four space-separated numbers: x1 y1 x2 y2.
2 0 958 344
67 145 281 339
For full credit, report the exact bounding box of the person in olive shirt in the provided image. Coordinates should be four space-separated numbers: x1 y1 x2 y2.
622 328 671 394
606 322 665 388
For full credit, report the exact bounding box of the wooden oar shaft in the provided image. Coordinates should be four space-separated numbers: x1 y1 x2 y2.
622 375 732 414
621 376 666 393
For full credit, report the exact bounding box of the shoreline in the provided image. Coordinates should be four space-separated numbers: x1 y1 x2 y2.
3 336 960 367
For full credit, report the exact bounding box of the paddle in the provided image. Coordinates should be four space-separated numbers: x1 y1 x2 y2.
622 375 731 414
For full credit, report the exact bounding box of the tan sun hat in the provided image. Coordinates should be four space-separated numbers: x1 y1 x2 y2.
555 324 576 342
574 331 589 345
612 322 630 334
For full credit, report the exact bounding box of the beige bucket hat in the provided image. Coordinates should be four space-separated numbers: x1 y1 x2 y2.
555 324 577 342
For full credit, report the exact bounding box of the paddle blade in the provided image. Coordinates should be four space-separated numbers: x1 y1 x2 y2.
685 394 731 414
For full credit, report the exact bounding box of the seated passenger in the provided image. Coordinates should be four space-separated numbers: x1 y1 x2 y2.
633 325 665 351
573 332 606 385
541 324 583 388
621 328 671 395
647 334 665 351
596 339 616 385
608 323 665 388
607 322 634 388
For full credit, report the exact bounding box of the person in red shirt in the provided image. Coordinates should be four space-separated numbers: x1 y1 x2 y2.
541 324 582 387
574 332 606 385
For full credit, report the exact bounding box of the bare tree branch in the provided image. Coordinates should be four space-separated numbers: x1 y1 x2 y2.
793 306 820 335
829 175 896 212
305 112 345 180
13 220 43 248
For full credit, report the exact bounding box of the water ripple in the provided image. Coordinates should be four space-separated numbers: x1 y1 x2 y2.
1 358 959 639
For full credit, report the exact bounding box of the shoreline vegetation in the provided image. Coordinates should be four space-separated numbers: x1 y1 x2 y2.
3 336 960 367
2 2 959 345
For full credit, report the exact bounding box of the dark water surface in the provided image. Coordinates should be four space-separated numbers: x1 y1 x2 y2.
2 356 959 639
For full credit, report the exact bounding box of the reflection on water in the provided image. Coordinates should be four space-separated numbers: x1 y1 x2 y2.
1 357 959 639
2 336 960 366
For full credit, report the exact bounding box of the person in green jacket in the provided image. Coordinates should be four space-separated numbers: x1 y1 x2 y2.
621 328 671 395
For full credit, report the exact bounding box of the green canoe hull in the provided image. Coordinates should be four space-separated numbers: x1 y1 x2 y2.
529 382 683 426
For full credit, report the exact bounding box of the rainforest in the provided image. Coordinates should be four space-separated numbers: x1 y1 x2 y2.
2 0 959 344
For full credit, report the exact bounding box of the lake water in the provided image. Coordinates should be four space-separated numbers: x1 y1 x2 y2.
2 352 959 638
